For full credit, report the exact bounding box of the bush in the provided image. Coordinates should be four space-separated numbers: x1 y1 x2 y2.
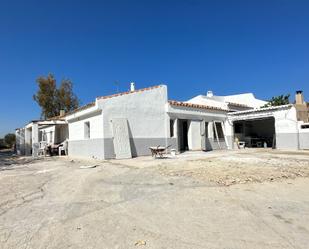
4 133 16 148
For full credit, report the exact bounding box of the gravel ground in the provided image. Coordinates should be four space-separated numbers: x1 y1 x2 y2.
0 149 309 249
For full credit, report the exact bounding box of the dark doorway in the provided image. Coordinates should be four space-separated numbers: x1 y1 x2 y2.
233 117 275 148
178 119 189 151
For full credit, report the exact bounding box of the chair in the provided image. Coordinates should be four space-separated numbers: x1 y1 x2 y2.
59 140 68 156
38 141 48 156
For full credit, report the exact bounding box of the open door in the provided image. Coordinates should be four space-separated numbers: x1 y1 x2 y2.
178 119 189 151
111 118 132 159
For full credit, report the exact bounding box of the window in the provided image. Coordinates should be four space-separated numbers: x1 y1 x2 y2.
213 122 224 139
170 119 175 137
84 122 90 139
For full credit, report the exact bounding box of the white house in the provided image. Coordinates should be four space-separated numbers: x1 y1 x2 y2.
16 84 309 159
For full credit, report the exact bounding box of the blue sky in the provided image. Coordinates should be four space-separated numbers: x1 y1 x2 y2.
0 0 309 136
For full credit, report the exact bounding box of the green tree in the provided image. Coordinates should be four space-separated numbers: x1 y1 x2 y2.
55 79 80 114
33 74 80 119
4 133 16 148
263 94 290 107
0 138 6 149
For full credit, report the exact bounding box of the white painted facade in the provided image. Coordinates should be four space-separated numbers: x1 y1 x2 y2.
227 105 304 150
16 84 308 158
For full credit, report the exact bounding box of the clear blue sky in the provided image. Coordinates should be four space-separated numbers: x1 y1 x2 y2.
0 0 309 137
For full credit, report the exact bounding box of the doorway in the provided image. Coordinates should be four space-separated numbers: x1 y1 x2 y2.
233 117 275 148
178 119 189 151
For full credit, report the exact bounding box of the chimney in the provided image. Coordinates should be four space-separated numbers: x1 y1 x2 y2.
295 90 304 105
207 90 213 97
60 110 65 117
130 82 135 92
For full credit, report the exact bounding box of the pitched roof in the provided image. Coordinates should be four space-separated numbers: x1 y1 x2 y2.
97 85 162 100
228 104 293 115
64 102 96 116
227 102 251 108
168 100 228 111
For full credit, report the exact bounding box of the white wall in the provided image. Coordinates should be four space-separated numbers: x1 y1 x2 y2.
15 128 25 155
97 85 169 158
167 105 230 150
39 126 55 143
299 123 309 150
274 107 299 150
68 111 103 141
228 106 300 150
99 85 168 139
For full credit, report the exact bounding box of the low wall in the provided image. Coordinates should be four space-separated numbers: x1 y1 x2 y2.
276 133 299 150
206 138 228 150
68 139 105 160
103 137 177 159
299 132 309 150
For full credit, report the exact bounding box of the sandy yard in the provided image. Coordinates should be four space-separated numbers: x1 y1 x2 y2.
0 149 309 249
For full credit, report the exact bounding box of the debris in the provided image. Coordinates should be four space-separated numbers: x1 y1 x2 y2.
169 182 174 185
135 240 146 246
79 165 98 169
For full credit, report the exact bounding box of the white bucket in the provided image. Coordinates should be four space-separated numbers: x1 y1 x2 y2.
171 149 176 157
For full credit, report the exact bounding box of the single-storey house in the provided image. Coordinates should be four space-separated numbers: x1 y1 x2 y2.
16 83 309 159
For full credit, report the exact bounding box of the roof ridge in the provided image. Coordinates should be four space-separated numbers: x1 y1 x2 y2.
168 100 228 111
64 102 96 116
96 85 162 100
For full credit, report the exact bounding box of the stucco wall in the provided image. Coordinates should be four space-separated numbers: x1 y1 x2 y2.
167 106 230 151
68 138 105 159
98 85 169 158
66 109 103 158
39 126 55 143
68 111 103 141
274 107 299 150
228 106 300 150
299 126 309 150
15 129 25 155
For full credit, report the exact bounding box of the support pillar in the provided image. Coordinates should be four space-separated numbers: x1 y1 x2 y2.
32 123 39 157
25 128 32 156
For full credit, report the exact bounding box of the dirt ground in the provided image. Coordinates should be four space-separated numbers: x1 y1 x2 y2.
1 149 309 249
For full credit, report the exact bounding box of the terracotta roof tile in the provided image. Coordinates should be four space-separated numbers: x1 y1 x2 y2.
168 100 228 111
97 85 162 100
227 102 250 108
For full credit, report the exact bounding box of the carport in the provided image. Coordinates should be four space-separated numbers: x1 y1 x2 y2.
233 117 275 148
